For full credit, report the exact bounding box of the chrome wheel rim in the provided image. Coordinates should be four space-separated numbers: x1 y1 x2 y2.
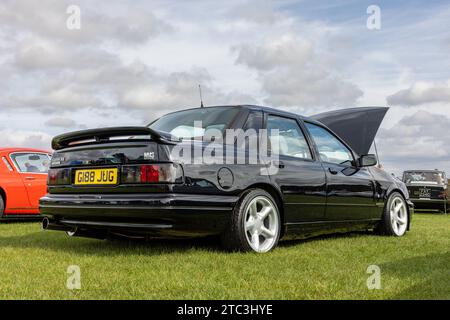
390 196 408 236
244 196 279 252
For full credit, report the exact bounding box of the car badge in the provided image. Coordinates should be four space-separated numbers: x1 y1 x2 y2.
144 152 155 160
51 156 65 165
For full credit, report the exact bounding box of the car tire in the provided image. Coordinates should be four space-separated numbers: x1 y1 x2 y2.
376 191 409 236
0 196 4 219
221 189 281 253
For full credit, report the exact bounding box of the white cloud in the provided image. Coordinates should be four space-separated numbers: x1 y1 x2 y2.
235 35 313 71
234 34 363 109
44 117 77 128
387 81 450 106
0 0 172 45
0 129 52 151
377 110 450 174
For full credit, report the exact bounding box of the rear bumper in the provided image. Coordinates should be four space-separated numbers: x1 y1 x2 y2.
409 198 447 211
39 193 238 237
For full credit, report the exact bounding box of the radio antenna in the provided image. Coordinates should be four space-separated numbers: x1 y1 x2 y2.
198 84 204 108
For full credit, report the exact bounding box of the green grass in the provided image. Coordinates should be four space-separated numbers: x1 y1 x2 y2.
0 214 448 300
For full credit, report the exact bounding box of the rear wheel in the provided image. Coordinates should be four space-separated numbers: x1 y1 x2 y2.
377 192 409 236
221 189 281 253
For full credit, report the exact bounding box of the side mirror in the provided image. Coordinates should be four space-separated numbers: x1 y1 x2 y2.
358 154 377 167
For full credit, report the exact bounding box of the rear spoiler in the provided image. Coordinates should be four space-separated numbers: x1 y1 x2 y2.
51 126 178 150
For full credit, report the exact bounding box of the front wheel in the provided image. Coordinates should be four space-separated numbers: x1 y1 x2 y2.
221 189 281 253
377 192 409 236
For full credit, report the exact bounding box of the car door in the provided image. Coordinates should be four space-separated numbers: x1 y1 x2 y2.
304 122 377 221
9 152 50 211
265 114 327 222
1 155 32 213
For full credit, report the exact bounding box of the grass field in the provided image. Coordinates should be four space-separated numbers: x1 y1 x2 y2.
0 214 448 300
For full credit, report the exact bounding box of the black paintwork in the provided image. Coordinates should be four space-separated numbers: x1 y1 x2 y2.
40 105 414 239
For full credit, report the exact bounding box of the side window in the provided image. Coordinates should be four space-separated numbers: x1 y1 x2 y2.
243 111 263 131
2 157 13 171
267 115 312 160
305 122 353 165
10 153 51 173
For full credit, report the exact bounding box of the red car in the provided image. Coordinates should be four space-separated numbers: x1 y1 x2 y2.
0 148 51 219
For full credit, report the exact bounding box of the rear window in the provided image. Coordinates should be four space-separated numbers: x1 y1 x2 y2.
149 107 240 139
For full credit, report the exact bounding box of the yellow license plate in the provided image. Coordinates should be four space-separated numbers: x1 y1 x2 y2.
74 168 118 185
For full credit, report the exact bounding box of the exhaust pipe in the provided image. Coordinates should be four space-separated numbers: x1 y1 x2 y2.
66 228 107 240
42 217 74 232
42 217 106 240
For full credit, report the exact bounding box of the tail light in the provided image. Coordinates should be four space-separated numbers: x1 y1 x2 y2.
140 165 159 183
47 168 71 185
122 163 183 184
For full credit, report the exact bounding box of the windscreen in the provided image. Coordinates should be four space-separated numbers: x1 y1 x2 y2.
403 171 446 185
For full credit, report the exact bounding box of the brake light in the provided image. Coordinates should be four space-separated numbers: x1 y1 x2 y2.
140 165 159 183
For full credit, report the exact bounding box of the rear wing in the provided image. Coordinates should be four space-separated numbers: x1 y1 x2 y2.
52 126 178 150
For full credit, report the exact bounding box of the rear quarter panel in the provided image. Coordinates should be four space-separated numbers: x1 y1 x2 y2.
166 141 274 196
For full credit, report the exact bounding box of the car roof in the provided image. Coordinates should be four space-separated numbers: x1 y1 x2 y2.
0 147 51 154
403 170 445 173
157 104 321 124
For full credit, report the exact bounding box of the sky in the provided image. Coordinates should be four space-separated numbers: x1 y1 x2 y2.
0 0 449 176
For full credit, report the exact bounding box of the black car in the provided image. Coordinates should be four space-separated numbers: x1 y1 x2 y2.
402 170 448 213
40 105 413 253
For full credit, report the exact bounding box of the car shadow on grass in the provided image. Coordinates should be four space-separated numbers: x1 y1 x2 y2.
278 230 374 248
379 252 450 299
0 224 225 256
0 220 378 256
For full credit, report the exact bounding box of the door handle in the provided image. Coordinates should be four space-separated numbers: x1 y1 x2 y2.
24 176 36 180
328 167 338 175
268 160 285 169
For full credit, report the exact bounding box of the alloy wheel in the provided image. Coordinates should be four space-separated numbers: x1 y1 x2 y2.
244 196 279 252
390 196 408 236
